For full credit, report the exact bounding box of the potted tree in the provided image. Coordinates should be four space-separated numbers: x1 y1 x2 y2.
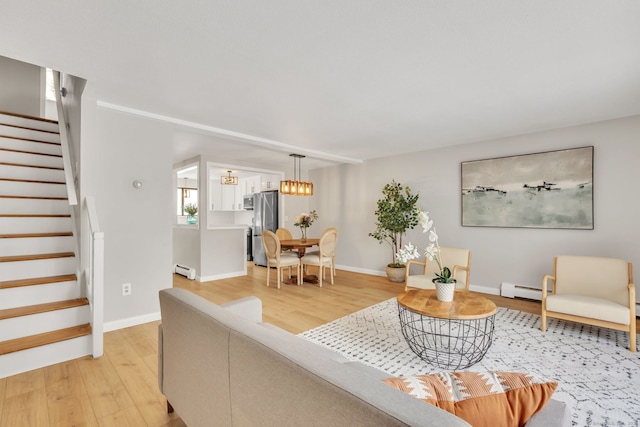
369 180 420 282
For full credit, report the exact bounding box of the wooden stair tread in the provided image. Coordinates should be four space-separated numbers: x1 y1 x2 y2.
0 274 77 289
0 135 61 146
0 161 63 170
0 324 91 356
0 123 59 135
0 232 73 239
0 214 71 218
0 298 89 320
0 195 68 200
0 252 75 262
0 147 62 158
0 110 59 124
0 177 65 185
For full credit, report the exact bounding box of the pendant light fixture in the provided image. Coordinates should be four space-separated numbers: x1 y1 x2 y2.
280 154 313 196
221 170 238 185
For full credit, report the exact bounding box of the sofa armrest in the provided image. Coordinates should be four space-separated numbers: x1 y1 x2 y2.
221 296 262 323
525 399 571 427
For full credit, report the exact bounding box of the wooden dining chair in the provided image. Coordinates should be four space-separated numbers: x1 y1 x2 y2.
300 228 338 287
262 230 301 289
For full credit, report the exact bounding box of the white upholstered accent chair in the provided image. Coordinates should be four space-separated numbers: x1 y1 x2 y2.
404 247 471 292
300 228 338 287
541 255 636 352
262 230 301 289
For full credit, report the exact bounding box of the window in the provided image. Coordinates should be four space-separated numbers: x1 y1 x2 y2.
176 165 198 225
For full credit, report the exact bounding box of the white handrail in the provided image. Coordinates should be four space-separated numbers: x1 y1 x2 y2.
53 70 78 206
86 196 104 357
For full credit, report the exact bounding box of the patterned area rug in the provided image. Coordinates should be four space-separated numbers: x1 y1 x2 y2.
300 298 640 426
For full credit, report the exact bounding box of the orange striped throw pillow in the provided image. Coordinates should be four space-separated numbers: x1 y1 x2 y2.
382 371 557 427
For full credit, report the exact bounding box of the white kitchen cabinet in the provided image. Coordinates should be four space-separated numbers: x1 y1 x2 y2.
210 179 237 211
260 174 278 191
210 179 221 211
245 176 259 195
221 184 235 210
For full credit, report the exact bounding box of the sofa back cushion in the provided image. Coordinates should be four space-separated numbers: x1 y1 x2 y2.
555 256 630 305
228 325 471 427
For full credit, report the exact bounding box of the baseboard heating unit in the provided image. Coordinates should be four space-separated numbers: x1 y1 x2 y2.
175 264 196 280
500 282 544 301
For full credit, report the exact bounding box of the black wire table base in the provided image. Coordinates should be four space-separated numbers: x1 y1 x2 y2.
398 303 495 370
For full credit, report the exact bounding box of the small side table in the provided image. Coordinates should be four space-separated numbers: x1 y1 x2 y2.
397 289 496 370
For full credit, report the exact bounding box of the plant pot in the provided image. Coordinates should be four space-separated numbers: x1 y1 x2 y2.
433 280 455 302
187 215 197 224
386 266 406 283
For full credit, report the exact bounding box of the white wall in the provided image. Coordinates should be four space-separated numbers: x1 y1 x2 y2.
310 115 640 295
84 108 174 325
0 55 42 116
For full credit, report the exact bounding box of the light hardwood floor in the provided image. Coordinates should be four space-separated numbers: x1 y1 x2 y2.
1 262 624 426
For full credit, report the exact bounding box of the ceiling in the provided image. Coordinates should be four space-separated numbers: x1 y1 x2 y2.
2 2 639 171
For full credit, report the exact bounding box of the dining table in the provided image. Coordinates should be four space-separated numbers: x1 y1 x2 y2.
279 238 320 284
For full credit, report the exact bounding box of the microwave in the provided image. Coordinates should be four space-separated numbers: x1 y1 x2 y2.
243 194 254 210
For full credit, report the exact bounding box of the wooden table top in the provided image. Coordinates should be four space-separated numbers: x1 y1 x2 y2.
279 238 319 249
397 289 496 320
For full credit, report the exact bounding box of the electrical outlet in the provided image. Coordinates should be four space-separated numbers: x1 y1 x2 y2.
122 283 132 296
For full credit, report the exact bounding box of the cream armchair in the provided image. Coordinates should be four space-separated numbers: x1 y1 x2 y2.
541 255 636 352
404 247 471 291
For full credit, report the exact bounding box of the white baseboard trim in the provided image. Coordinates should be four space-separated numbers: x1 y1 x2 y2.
335 264 386 277
198 270 246 282
104 311 161 332
469 284 501 296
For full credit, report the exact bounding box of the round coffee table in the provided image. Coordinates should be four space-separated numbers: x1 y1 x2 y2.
397 289 496 370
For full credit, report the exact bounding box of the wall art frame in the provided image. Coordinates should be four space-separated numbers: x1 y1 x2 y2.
461 146 594 229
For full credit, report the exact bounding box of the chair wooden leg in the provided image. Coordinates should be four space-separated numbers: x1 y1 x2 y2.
298 264 302 286
167 400 174 413
329 263 334 285
318 264 323 288
277 267 281 289
266 265 270 287
630 322 637 352
540 309 547 332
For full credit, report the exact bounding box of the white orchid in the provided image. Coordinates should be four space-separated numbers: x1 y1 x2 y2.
399 210 455 283
396 243 420 265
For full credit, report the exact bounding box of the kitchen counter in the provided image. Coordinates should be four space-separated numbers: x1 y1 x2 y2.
207 224 249 230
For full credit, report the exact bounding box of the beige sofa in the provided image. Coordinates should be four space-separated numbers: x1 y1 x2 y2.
158 288 569 426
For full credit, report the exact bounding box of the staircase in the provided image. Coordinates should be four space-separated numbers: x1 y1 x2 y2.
0 111 92 378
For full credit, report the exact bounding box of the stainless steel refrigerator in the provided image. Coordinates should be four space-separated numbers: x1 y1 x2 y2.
252 191 279 267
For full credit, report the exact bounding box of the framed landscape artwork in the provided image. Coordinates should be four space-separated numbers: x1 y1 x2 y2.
461 146 594 229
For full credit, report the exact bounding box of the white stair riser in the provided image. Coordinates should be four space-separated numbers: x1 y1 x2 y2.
0 180 67 198
0 164 65 183
0 280 79 310
0 235 74 256
0 124 60 144
0 137 62 156
0 114 59 133
0 217 71 234
0 150 63 169
0 335 91 379
0 256 76 281
0 305 90 341
0 197 69 215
